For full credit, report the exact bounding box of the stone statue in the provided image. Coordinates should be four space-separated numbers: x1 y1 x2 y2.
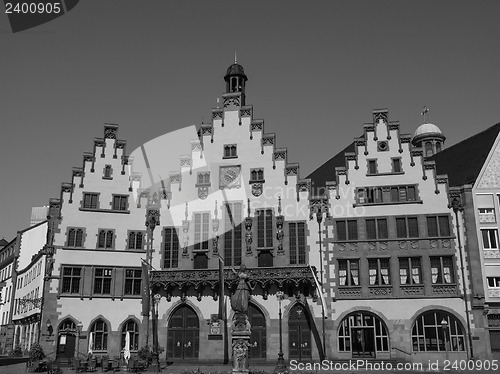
230 265 255 314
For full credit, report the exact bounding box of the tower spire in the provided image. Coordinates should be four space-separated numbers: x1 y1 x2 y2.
234 51 237 64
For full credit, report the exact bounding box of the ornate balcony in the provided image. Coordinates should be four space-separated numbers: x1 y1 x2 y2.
150 266 317 300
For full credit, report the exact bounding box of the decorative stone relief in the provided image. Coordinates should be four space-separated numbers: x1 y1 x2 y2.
478 146 500 188
251 183 262 197
219 166 241 189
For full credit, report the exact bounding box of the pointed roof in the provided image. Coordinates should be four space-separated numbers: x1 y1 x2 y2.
307 142 355 188
429 122 500 187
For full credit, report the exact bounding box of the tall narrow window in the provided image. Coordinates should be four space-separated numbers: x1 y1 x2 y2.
163 227 179 268
121 320 139 352
90 320 108 351
94 268 112 294
224 203 242 266
392 158 402 173
289 222 306 265
112 195 128 211
103 165 112 179
97 230 114 249
427 216 438 237
365 219 387 239
367 160 377 174
257 209 273 248
194 213 210 251
83 193 99 209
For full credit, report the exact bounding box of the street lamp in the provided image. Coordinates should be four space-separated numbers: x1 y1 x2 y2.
150 293 161 372
75 321 83 360
441 318 449 361
274 291 288 374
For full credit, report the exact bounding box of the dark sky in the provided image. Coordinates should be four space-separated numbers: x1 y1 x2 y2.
1 1 499 240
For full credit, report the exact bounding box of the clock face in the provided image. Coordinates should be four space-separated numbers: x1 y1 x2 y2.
219 166 241 189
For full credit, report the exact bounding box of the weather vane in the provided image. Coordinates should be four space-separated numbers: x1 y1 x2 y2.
421 106 430 123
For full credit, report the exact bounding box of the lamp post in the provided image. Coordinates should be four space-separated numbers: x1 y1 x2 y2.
450 195 474 359
274 291 288 374
75 321 83 360
150 293 161 372
441 318 449 362
310 197 328 360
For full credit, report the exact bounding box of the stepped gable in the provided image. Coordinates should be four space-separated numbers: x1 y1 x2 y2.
429 122 500 187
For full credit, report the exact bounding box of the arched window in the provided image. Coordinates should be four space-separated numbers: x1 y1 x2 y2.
412 310 465 352
436 142 442 153
59 319 76 332
90 319 108 352
337 311 389 357
121 320 139 352
425 142 433 157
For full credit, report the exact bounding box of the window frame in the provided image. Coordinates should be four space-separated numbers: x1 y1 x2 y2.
289 221 306 265
368 258 391 286
93 267 113 295
61 266 82 295
223 144 238 159
399 257 422 285
163 227 180 269
112 194 129 211
127 230 145 250
97 229 115 249
430 256 455 285
124 269 142 296
66 227 85 248
338 259 360 287
224 203 243 266
82 192 100 209
257 208 274 249
481 228 499 250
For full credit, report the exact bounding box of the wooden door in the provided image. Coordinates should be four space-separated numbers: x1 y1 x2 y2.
167 306 199 359
288 303 312 360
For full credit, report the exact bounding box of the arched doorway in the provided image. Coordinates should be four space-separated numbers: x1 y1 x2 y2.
57 319 77 361
338 311 389 358
167 305 199 359
288 303 311 360
249 304 266 359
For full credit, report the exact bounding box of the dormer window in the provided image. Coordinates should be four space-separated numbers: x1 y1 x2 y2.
223 144 237 159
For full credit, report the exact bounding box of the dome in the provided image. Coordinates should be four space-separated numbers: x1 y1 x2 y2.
225 63 247 80
414 123 444 138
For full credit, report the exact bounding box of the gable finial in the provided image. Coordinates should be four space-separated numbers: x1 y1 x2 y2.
421 106 430 123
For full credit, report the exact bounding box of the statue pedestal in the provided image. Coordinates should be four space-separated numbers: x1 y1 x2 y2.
232 333 251 374
232 312 251 374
